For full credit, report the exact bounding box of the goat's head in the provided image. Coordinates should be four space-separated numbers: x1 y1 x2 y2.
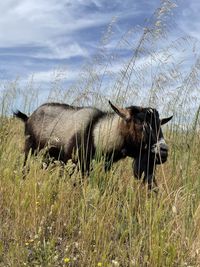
109 101 172 163
109 101 172 190
138 107 172 164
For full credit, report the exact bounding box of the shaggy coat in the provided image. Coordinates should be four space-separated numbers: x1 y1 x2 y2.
14 101 172 189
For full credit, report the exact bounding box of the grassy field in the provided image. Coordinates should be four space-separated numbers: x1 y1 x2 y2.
0 108 200 267
1 2 200 266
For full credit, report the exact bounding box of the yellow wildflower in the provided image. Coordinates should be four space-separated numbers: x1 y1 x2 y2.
64 257 70 264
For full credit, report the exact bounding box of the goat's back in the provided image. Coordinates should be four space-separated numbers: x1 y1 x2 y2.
26 103 104 149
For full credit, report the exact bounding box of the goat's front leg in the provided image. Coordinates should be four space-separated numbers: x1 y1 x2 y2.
133 157 145 179
143 159 158 192
133 154 158 191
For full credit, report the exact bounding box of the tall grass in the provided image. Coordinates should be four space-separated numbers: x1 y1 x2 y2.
1 0 200 266
0 117 200 267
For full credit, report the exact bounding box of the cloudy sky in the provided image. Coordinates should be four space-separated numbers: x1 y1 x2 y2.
0 0 200 107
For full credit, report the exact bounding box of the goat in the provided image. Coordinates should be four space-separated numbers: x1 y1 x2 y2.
14 101 172 189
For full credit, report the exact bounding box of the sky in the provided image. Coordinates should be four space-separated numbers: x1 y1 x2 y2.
0 0 200 111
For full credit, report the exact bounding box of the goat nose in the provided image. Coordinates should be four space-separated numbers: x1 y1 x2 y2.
151 138 168 154
155 141 168 164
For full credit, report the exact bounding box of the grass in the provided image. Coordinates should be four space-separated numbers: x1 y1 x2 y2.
0 112 200 267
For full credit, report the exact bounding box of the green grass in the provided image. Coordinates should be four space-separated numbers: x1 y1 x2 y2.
0 115 200 267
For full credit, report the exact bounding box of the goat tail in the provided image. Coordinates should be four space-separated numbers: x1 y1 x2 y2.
13 110 29 122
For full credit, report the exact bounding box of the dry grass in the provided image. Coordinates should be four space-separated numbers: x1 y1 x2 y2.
1 1 200 266
0 113 200 267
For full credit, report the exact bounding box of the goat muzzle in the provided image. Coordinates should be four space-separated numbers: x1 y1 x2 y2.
151 140 168 164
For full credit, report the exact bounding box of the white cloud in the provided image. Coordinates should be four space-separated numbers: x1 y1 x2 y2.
0 0 146 49
35 42 89 60
0 0 123 48
26 68 79 83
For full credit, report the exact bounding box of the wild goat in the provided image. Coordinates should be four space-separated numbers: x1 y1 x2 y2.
14 101 172 189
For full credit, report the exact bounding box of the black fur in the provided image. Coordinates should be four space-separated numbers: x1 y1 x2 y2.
14 111 28 122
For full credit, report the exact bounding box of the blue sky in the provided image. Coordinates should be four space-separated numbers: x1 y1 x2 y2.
1 0 200 110
0 0 158 81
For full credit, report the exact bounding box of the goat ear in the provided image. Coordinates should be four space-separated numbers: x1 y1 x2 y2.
108 101 131 121
160 115 173 125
